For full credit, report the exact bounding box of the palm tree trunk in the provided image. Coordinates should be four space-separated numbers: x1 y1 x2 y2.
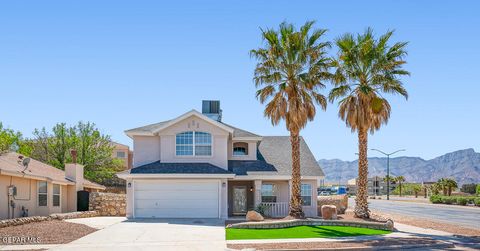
355 128 370 218
448 187 451 196
399 183 402 197
288 130 304 218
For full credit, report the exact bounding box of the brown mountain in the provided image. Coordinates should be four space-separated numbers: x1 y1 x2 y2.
318 148 480 185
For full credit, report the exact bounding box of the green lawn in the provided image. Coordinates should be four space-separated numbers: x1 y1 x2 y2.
226 225 391 240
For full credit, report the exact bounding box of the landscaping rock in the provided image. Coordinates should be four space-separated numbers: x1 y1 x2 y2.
317 195 348 216
246 211 264 221
321 205 337 220
385 219 394 230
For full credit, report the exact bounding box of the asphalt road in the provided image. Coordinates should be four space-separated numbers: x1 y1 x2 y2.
359 198 480 229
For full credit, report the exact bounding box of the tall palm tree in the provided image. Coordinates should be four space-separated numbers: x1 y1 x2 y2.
329 28 409 218
251 21 331 218
395 176 406 197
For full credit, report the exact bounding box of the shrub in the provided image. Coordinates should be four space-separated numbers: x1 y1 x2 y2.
430 195 442 204
477 184 480 196
456 197 468 206
474 198 480 206
442 196 454 204
460 183 477 194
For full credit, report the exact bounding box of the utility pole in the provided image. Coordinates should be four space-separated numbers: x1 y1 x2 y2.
370 149 406 200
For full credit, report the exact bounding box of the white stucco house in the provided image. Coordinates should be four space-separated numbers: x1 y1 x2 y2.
117 101 325 219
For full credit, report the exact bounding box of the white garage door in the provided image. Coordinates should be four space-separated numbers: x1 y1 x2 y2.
134 180 220 218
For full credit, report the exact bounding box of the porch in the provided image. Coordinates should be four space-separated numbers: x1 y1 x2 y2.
227 180 290 218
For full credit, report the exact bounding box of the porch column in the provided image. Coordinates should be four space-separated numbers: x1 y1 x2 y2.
254 180 262 207
288 180 292 200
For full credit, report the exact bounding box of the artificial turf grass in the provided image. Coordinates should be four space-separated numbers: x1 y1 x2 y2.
226 225 391 240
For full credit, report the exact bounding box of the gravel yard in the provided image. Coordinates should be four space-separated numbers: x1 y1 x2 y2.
0 220 96 245
371 210 480 237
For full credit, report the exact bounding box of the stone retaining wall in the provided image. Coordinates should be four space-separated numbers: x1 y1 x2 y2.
0 211 98 228
226 218 394 231
89 192 126 216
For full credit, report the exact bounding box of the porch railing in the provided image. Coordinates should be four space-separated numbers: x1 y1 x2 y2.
260 202 289 218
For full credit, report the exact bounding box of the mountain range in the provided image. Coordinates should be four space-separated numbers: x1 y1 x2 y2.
318 148 480 185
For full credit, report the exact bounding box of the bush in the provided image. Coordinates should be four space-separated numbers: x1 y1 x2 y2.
430 195 442 204
474 198 480 207
477 184 480 196
456 197 468 206
442 197 454 204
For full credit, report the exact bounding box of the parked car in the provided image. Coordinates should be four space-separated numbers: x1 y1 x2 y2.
319 191 330 196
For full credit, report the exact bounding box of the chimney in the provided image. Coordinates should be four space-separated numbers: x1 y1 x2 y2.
202 100 222 122
65 149 84 192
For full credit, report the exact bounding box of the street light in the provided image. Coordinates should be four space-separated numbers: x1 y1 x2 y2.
370 149 406 200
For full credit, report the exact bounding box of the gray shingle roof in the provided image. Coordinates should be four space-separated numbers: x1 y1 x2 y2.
220 122 261 138
130 162 233 174
257 136 324 177
125 120 171 134
228 160 277 175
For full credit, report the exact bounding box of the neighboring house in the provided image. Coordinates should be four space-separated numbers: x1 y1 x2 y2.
111 141 133 170
0 152 105 219
117 101 325 219
347 176 397 196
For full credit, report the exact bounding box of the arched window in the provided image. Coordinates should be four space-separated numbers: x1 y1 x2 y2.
233 142 248 156
176 131 212 156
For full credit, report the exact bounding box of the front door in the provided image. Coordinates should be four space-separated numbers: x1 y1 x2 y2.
233 186 247 215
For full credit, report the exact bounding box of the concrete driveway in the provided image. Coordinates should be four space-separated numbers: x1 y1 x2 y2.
53 217 227 251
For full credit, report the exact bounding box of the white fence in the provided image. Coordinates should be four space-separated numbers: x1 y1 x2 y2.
260 202 289 218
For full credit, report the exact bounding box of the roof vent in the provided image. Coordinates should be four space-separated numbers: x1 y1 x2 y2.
202 100 222 122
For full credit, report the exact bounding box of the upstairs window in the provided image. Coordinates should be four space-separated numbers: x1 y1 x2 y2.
233 142 248 156
116 151 126 158
176 131 211 156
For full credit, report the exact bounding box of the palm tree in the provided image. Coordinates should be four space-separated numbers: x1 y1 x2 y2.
437 178 448 196
329 28 409 218
445 178 458 196
251 21 331 218
395 176 406 197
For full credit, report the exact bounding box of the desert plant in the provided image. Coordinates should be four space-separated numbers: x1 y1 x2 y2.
442 196 454 204
329 28 409 218
255 204 271 216
251 21 331 218
445 178 458 196
412 184 422 198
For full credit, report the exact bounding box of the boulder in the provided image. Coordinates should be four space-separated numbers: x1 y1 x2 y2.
321 205 337 220
246 210 264 222
385 219 394 230
317 195 348 216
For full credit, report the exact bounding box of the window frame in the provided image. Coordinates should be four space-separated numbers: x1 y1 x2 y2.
52 184 61 207
301 183 312 206
175 131 212 157
38 181 48 207
116 151 126 158
261 184 277 203
233 147 247 156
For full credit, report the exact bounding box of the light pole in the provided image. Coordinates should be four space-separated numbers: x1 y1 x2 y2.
370 149 406 200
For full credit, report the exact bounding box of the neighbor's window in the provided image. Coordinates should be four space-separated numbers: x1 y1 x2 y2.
38 181 47 207
116 151 126 158
233 142 248 156
301 183 312 206
53 184 60 207
261 184 276 202
175 131 211 156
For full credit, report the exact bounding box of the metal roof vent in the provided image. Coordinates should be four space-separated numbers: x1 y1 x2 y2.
202 100 222 122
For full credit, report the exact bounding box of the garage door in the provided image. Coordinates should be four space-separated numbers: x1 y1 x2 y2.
134 180 219 218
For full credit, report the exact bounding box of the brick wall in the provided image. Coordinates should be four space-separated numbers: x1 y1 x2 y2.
89 192 126 216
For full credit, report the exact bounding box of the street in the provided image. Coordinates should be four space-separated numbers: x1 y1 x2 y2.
361 198 480 230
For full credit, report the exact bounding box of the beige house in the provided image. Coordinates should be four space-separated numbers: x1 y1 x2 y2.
0 152 105 219
347 176 397 196
117 101 325 219
111 142 133 170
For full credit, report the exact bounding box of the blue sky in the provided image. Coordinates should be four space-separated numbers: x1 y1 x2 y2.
1 1 479 161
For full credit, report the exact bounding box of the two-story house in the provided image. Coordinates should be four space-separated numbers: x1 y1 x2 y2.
117 101 324 219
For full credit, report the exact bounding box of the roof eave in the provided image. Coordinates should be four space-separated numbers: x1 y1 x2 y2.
232 136 263 141
116 173 235 179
